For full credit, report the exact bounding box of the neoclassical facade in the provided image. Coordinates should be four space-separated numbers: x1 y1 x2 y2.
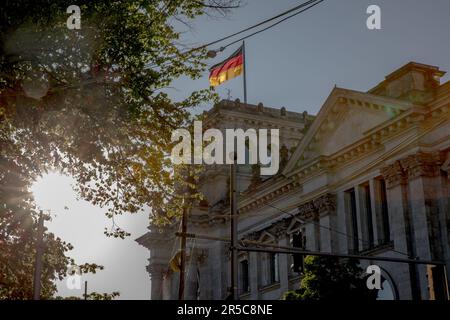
137 62 450 300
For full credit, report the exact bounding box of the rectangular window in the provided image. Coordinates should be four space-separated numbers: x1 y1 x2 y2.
240 259 249 293
379 179 390 243
269 253 279 284
363 184 375 249
291 231 304 273
346 188 359 252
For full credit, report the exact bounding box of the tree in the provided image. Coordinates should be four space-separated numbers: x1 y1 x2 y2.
0 0 240 298
282 256 377 301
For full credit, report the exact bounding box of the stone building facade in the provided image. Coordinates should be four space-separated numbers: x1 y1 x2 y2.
137 62 450 300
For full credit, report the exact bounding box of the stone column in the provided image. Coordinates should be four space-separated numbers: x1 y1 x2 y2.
249 251 260 299
147 263 166 300
277 235 290 293
196 249 210 300
336 191 349 253
299 201 319 251
369 179 380 244
401 152 447 300
314 193 337 253
381 160 419 300
354 186 366 251
162 271 172 300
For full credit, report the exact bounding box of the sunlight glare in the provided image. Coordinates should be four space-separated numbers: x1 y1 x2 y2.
30 173 76 213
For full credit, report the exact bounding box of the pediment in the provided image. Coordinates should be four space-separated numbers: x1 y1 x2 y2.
283 87 415 174
286 217 304 234
258 231 277 243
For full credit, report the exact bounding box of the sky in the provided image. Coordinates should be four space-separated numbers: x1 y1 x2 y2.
30 0 450 300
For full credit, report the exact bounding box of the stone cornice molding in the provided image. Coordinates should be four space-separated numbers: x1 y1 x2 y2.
240 193 335 242
239 178 302 214
284 88 450 179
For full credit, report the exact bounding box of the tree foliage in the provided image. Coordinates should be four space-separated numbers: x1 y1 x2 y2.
1 0 240 298
282 256 377 301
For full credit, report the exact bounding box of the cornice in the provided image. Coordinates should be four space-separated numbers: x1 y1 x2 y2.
240 193 335 241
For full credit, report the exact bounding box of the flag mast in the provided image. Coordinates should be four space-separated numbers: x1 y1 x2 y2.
242 41 247 104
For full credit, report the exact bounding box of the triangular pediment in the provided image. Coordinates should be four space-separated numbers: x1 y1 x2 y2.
258 231 277 243
283 87 416 174
286 217 304 234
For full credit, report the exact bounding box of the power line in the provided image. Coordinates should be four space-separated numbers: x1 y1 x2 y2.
145 0 325 69
243 192 412 258
219 0 325 50
185 0 323 52
3 1 326 95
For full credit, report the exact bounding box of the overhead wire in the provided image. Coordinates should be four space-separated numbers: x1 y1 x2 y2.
242 192 413 258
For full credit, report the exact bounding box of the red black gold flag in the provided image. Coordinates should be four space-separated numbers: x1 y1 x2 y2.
209 45 243 87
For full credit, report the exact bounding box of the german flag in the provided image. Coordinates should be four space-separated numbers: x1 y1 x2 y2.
209 45 243 87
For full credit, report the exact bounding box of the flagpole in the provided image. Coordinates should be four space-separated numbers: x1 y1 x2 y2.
243 41 247 104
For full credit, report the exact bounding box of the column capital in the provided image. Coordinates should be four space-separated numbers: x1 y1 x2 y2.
381 160 407 189
147 263 167 277
313 193 336 216
298 200 316 220
400 151 442 180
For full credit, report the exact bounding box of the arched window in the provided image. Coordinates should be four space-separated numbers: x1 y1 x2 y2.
376 269 398 300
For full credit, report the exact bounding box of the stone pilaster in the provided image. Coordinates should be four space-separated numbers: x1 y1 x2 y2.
147 263 167 300
381 161 419 300
400 152 446 300
314 193 337 253
277 236 290 294
249 251 260 299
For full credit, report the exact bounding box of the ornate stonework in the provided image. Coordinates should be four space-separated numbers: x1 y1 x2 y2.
313 193 336 216
298 200 316 220
381 160 407 189
400 152 442 179
297 193 336 220
137 63 450 301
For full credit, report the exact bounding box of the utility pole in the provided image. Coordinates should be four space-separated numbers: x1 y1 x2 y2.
84 281 88 300
230 161 239 300
178 204 188 300
33 211 45 300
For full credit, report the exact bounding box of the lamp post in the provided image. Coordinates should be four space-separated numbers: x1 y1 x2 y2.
33 211 45 300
